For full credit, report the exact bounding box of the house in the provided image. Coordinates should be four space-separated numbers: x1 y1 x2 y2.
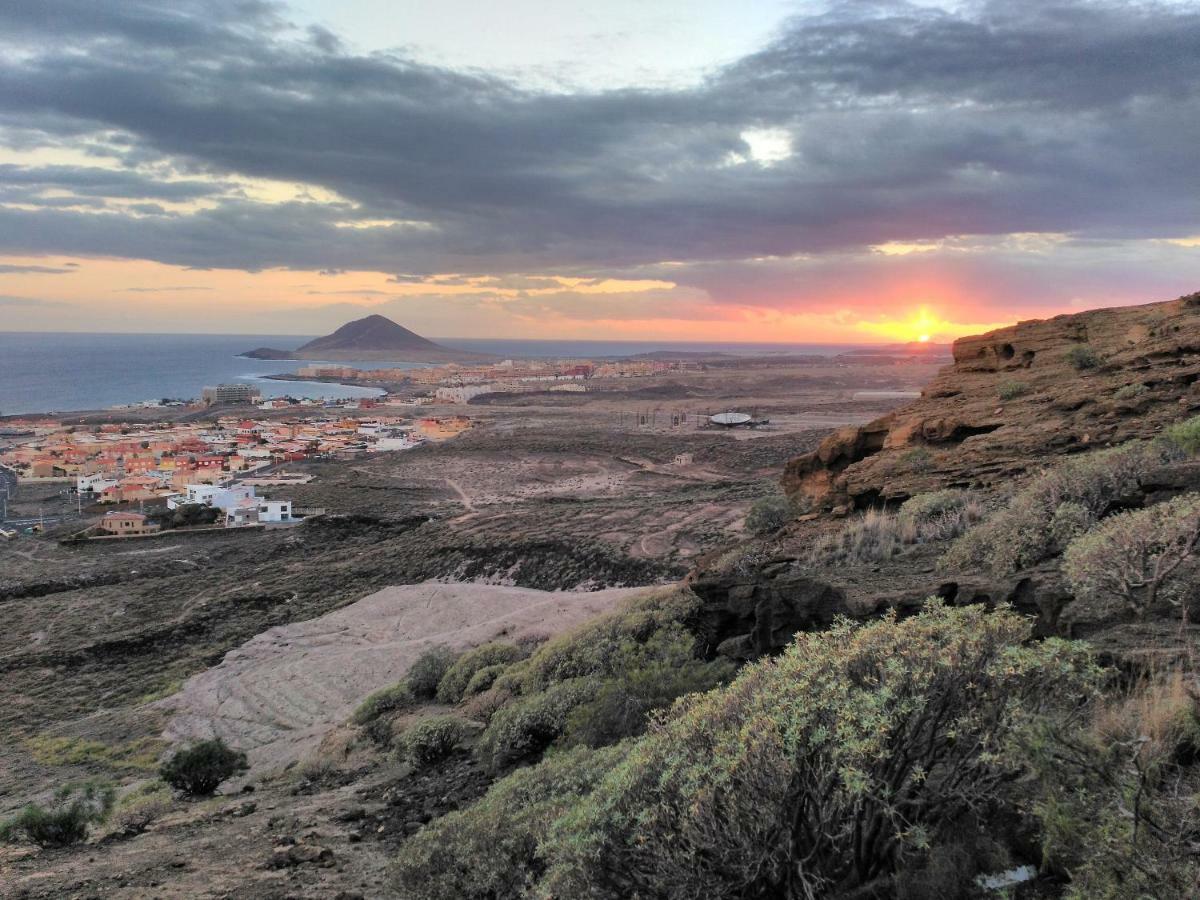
99 511 160 537
226 497 294 527
167 483 254 510
77 473 119 495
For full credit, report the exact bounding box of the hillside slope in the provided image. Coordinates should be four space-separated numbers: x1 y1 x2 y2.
783 291 1200 511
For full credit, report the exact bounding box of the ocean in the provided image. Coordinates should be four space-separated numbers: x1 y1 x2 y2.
0 332 871 416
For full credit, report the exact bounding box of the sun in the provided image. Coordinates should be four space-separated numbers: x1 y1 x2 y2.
918 334 931 343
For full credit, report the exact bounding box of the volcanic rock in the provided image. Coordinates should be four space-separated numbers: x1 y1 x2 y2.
783 292 1200 511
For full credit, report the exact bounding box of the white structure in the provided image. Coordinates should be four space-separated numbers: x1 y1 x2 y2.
226 497 293 527
77 473 119 494
373 436 422 451
710 412 753 427
169 482 295 527
167 483 255 511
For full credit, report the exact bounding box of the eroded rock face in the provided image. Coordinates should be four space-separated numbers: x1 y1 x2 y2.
688 561 849 658
687 557 1075 659
783 292 1200 511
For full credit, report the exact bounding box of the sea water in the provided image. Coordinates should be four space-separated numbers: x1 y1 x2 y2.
0 332 869 415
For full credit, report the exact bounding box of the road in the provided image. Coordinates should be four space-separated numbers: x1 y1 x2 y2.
0 465 16 522
4 516 62 529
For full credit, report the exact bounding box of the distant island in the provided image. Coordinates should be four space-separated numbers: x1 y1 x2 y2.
242 314 494 363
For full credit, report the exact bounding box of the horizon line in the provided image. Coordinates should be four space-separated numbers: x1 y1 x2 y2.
0 329 943 347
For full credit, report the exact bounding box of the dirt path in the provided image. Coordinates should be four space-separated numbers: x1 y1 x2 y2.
443 476 476 511
161 582 645 777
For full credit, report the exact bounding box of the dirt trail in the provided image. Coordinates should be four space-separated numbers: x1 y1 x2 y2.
161 582 645 776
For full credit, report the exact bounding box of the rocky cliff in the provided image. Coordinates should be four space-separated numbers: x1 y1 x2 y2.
783 292 1200 512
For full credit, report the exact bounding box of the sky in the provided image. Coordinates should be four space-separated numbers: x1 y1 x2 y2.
0 0 1198 342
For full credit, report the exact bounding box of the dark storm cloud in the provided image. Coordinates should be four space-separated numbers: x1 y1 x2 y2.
0 0 1197 275
0 165 232 202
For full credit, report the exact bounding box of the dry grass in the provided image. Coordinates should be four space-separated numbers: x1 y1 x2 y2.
1092 670 1200 769
808 492 984 567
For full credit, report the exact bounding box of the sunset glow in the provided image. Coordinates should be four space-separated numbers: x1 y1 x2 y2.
1 1 1199 340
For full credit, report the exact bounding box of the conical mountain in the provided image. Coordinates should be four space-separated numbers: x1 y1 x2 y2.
297 315 443 353
242 314 492 362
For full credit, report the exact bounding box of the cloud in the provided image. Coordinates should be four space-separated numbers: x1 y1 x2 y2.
0 0 1196 329
117 285 213 292
0 263 74 274
0 164 231 203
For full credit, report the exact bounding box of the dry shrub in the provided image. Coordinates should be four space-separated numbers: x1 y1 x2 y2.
1091 670 1200 770
1063 492 1200 618
295 755 341 786
1026 670 1200 898
943 440 1167 575
460 683 515 725
808 491 983 567
109 781 173 836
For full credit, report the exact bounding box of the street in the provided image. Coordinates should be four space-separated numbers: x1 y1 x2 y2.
0 465 16 523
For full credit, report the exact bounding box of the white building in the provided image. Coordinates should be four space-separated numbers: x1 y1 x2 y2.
77 473 119 494
167 483 255 510
226 497 294 527
168 482 295 526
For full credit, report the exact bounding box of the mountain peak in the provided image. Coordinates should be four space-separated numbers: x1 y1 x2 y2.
297 315 441 353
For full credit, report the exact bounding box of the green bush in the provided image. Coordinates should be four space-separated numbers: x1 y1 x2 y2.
159 738 247 797
0 781 115 847
561 627 734 749
744 495 793 535
901 446 935 473
160 502 220 529
1048 500 1093 549
521 587 700 691
1067 344 1101 370
390 746 624 900
352 680 414 725
396 716 469 767
436 643 523 705
478 679 595 768
998 379 1030 401
406 645 458 699
898 489 969 524
942 440 1166 574
538 603 1096 899
1113 383 1148 401
1063 493 1200 618
463 664 508 698
1164 414 1200 456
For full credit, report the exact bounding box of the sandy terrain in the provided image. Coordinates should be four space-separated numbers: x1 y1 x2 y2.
161 582 645 775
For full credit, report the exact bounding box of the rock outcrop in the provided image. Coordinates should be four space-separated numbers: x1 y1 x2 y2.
687 556 1074 659
783 292 1200 511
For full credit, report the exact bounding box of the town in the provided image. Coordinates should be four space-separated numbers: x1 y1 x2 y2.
0 410 472 538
